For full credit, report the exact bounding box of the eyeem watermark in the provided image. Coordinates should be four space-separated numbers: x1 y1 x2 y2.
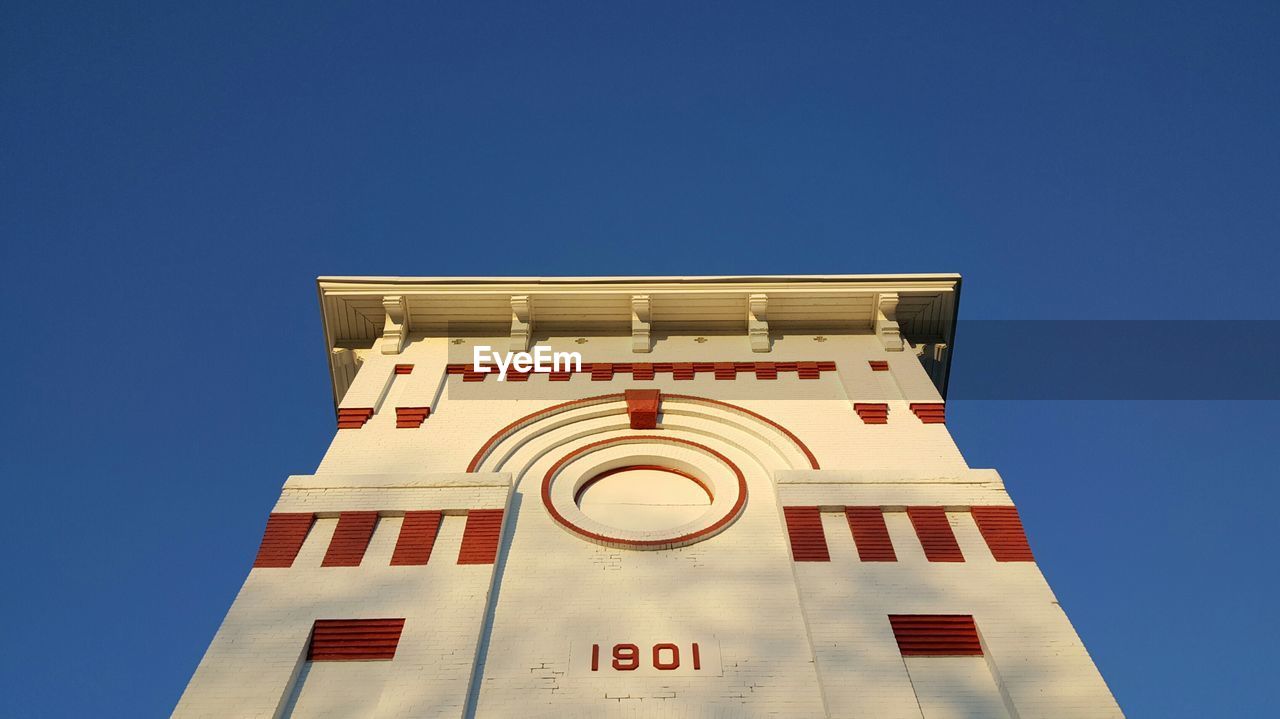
473 345 582 381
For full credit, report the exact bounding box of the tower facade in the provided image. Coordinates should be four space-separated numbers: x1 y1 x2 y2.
174 275 1123 718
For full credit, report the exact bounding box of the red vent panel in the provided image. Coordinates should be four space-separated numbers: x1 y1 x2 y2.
907 507 964 562
458 509 504 564
869 360 889 371
910 403 946 424
394 364 414 375
308 618 406 661
971 506 1035 562
390 511 443 566
782 506 830 562
252 513 315 568
844 507 897 561
321 512 379 567
854 403 889 424
625 389 661 429
337 408 374 429
888 615 982 656
395 407 430 429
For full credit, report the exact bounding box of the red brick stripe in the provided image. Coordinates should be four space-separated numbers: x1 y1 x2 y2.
444 360 838 382
308 618 406 661
970 506 1035 562
783 506 830 562
321 512 379 567
844 507 896 561
252 513 315 568
854 403 889 424
390 511 443 566
907 507 964 562
869 360 889 371
888 615 982 656
394 364 414 374
457 509 504 564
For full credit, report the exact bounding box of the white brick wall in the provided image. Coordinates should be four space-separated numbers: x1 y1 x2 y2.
173 331 1122 718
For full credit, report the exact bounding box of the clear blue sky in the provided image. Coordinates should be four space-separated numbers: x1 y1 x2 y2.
3 2 1277 716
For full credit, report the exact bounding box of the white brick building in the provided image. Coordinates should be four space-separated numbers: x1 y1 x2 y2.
174 275 1123 718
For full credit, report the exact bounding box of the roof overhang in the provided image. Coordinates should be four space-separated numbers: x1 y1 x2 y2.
316 274 962 403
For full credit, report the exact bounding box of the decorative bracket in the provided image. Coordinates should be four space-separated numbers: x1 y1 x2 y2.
509 295 532 352
875 292 903 351
381 295 410 354
747 294 770 352
631 295 652 353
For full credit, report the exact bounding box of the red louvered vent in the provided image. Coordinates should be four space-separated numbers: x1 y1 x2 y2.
395 407 430 429
888 615 982 656
625 389 661 429
632 363 655 380
782 506 830 562
253 513 315 568
755 362 778 380
869 360 889 371
673 362 695 380
907 507 964 562
910 403 946 424
797 361 821 379
854 403 889 424
337 408 373 429
321 512 379 567
713 363 736 380
390 511 443 566
394 364 414 375
308 618 406 661
458 509 504 564
844 507 897 561
590 363 614 381
970 506 1035 562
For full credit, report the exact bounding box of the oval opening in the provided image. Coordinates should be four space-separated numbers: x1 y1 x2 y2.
576 466 712 532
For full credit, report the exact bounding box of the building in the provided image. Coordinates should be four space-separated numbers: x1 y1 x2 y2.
173 274 1123 718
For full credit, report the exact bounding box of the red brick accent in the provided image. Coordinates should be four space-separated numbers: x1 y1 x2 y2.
844 507 897 561
252 513 315 568
970 506 1035 562
394 364 414 374
308 618 406 661
458 509 504 564
888 615 982 656
711 362 734 380
854 403 889 424
910 403 946 424
632 362 655 380
754 362 778 380
625 389 661 429
337 407 374 429
797 361 821 379
321 511 379 567
395 407 430 428
869 360 889 371
907 507 965 562
442 360 838 382
548 369 572 381
671 362 695 380
782 506 830 562
590 363 614 381
390 511 443 566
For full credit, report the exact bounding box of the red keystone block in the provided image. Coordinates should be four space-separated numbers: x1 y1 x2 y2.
625 389 661 429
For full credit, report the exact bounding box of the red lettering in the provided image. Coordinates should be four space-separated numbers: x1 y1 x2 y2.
653 643 680 670
612 643 639 671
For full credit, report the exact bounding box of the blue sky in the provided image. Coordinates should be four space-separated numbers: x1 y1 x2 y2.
2 2 1277 716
